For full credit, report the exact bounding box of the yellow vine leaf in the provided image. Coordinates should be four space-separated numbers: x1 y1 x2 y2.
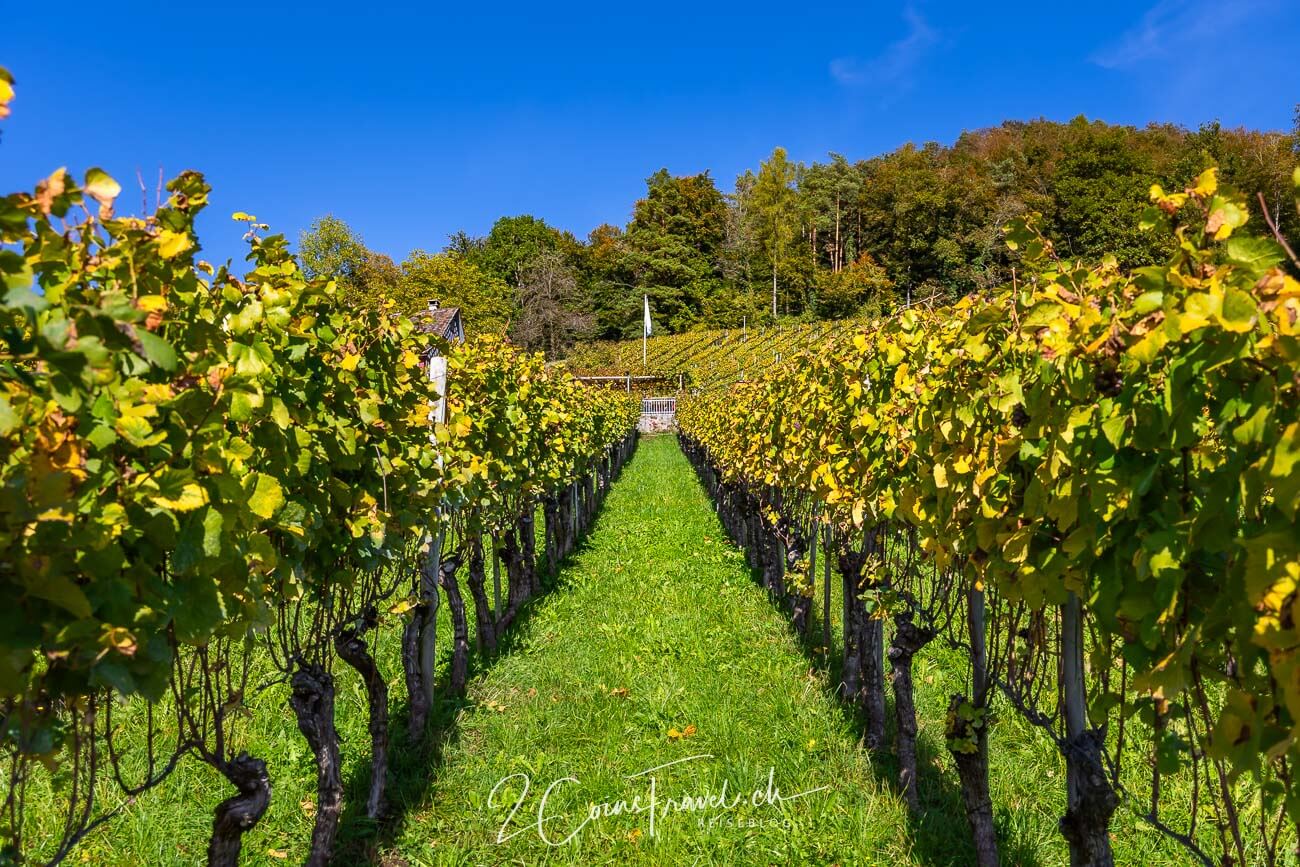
0 68 12 120
156 229 192 259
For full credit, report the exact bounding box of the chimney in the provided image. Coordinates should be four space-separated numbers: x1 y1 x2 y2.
428 299 439 311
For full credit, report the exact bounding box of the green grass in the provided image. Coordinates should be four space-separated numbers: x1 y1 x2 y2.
382 434 910 865
25 435 1246 865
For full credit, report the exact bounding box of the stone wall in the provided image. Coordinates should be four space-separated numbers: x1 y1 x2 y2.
638 412 676 433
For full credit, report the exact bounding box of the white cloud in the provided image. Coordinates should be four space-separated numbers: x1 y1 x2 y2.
830 4 938 88
1092 0 1272 68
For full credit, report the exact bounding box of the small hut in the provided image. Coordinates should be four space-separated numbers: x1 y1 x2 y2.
412 300 464 423
412 300 464 352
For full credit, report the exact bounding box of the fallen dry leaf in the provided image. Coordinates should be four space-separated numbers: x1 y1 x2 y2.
667 724 697 740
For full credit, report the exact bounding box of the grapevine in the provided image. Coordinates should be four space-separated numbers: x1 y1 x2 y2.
679 167 1300 866
0 82 638 864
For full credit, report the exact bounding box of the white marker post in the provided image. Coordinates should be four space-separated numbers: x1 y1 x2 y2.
642 294 651 367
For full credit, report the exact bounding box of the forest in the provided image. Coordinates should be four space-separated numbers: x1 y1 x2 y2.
302 114 1300 353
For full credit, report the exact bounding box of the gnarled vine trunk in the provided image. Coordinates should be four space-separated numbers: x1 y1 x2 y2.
1059 730 1118 867
779 524 809 638
791 593 811 638
583 473 596 532
401 609 428 740
499 527 529 631
439 553 470 694
403 532 442 740
838 530 886 749
335 624 388 820
465 536 497 656
760 516 783 598
289 664 343 867
565 482 579 555
771 527 786 598
557 488 573 559
520 508 539 594
207 753 271 867
838 544 866 709
746 507 760 574
889 613 935 813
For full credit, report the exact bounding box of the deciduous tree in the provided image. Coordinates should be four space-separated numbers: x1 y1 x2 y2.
750 147 800 318
511 250 591 357
400 251 513 333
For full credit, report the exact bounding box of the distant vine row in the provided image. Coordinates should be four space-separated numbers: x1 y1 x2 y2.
564 316 866 389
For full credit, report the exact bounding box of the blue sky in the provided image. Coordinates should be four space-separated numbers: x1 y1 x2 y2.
2 1 1297 268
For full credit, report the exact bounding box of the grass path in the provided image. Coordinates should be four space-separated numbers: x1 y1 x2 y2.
384 435 916 865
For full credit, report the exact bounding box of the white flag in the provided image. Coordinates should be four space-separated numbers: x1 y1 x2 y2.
643 295 652 337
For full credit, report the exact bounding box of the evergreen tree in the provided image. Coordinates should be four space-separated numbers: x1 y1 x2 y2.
621 169 728 332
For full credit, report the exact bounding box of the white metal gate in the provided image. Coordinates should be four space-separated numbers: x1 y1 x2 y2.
639 396 676 432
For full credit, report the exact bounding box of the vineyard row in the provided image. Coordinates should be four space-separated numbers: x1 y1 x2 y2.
677 168 1300 867
0 165 639 865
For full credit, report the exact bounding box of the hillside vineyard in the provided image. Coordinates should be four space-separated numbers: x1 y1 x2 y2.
4 56 1300 866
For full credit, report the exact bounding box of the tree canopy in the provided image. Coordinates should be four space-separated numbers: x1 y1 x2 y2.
399 251 513 334
301 114 1300 346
